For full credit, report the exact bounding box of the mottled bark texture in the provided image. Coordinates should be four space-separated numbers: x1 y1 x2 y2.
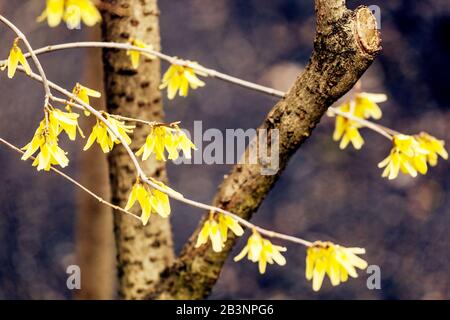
150 1 381 299
100 0 174 299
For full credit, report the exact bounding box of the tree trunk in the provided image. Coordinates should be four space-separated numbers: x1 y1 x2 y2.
75 26 115 300
100 0 174 299
150 1 381 299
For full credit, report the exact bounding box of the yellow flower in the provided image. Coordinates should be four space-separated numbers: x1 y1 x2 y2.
196 218 223 252
64 0 101 29
159 62 206 99
332 92 387 150
49 108 84 141
378 134 430 180
136 125 196 161
353 92 386 120
69 83 101 116
21 119 69 171
234 230 287 274
37 0 65 27
306 241 368 292
196 213 244 252
125 180 178 225
416 132 448 167
333 114 364 150
218 214 244 242
5 39 32 79
83 114 134 153
126 38 155 69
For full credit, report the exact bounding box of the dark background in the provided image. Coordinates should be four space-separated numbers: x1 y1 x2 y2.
0 0 449 299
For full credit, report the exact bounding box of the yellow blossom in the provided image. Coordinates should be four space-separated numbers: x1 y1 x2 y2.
69 83 101 116
234 230 287 274
64 0 101 29
332 92 387 150
416 132 448 167
126 38 155 69
196 213 244 252
159 62 206 99
196 218 223 252
49 108 84 141
37 0 65 27
125 180 179 225
21 119 69 171
378 134 431 180
306 241 368 292
83 114 134 153
136 125 196 161
5 39 32 79
218 214 244 242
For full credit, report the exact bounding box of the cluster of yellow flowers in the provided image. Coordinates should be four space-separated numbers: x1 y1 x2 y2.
67 82 101 116
196 213 244 252
306 241 368 292
160 62 206 100
333 92 387 150
234 230 287 274
332 92 447 180
84 114 134 153
136 124 196 161
379 133 448 180
125 179 181 225
1 38 32 79
37 0 101 29
21 107 83 171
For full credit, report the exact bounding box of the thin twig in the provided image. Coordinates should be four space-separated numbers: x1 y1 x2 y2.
0 136 141 220
3 41 395 139
328 108 394 140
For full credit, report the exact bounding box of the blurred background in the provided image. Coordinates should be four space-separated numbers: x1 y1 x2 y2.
0 0 449 299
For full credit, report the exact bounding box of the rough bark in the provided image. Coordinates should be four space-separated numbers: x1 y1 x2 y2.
100 0 174 299
150 1 381 299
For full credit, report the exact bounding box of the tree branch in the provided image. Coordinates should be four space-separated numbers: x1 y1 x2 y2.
149 1 381 299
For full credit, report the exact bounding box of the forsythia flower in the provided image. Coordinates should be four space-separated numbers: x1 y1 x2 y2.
38 0 101 29
332 92 387 150
159 62 206 99
306 241 368 292
416 132 448 167
125 180 181 225
126 38 155 69
37 0 65 27
234 230 287 274
49 107 84 141
378 133 447 180
69 83 101 116
196 213 244 252
136 125 196 161
4 38 32 79
21 118 69 171
83 114 134 153
196 218 223 252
